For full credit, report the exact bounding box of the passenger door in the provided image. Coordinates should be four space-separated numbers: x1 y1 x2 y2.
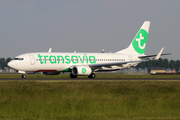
29 55 35 65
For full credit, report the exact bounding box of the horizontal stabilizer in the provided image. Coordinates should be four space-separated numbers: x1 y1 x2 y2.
138 48 172 59
138 53 172 59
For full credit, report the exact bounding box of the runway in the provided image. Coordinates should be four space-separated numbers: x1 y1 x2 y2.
1 78 180 81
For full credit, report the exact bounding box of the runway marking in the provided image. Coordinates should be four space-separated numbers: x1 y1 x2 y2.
1 78 180 83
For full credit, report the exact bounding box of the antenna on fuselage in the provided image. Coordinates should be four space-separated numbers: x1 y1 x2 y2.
48 48 52 53
101 49 105 53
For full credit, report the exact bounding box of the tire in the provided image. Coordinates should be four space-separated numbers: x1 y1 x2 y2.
88 73 96 78
22 74 26 78
70 73 77 78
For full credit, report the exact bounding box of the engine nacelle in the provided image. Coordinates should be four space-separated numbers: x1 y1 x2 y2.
72 66 92 76
43 72 60 75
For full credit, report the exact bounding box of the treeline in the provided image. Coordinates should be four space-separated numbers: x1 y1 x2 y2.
136 58 180 71
0 58 11 69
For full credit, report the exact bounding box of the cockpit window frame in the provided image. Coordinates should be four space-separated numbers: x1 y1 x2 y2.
13 58 24 61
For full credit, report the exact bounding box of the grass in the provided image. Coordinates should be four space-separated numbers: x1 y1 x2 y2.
0 80 180 119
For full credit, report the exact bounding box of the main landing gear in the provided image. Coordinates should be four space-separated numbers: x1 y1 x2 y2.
22 74 26 78
70 73 77 78
88 73 96 78
70 73 96 78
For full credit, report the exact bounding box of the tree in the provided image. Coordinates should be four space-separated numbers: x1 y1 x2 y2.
169 60 176 70
175 60 180 72
6 57 12 67
163 58 169 68
157 58 164 68
0 58 6 69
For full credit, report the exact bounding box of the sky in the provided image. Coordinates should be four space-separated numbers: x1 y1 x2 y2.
0 0 180 60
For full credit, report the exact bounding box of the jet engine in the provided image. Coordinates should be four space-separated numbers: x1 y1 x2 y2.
72 66 92 76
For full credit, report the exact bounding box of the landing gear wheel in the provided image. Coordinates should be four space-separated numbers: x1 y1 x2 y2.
88 73 96 78
70 73 77 78
22 74 26 78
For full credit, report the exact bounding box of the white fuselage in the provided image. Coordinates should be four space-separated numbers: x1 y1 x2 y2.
8 52 141 72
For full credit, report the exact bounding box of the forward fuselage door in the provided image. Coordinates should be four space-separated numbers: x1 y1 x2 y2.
29 55 35 65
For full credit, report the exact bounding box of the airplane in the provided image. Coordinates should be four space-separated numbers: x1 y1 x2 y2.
8 21 171 78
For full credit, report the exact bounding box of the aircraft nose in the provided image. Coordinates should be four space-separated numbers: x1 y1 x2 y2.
8 61 13 68
8 61 16 69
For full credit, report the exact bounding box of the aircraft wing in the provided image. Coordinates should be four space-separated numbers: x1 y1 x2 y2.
89 47 170 69
89 60 148 69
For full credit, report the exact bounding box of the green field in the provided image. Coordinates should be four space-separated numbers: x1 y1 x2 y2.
0 80 180 120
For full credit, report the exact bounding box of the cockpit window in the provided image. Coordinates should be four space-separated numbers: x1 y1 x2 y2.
13 58 24 60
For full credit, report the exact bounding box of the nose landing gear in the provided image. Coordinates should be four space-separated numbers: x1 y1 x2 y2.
22 74 26 78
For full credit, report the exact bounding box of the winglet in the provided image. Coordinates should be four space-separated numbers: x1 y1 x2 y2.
48 48 52 53
154 47 164 60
